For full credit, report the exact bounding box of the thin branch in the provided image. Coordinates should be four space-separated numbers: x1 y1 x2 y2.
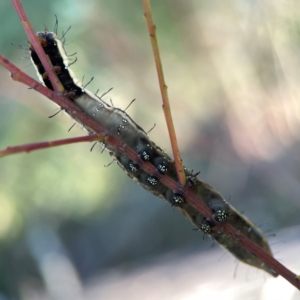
143 0 186 186
0 134 103 158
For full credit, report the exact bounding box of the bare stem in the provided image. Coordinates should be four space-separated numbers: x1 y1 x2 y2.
143 0 186 186
0 134 103 158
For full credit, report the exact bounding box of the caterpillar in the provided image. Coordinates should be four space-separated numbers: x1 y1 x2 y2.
29 30 277 277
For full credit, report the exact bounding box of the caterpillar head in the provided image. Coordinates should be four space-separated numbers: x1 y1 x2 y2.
36 31 56 47
31 31 83 99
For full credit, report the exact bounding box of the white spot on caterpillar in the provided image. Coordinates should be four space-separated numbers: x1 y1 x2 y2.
141 150 150 161
201 223 211 234
129 163 138 172
173 193 185 204
214 209 229 223
158 164 167 173
146 176 158 186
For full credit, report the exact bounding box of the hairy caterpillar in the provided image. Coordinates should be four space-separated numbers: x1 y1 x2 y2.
29 30 277 277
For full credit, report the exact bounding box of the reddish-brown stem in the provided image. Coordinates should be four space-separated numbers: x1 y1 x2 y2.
11 0 64 92
0 134 103 158
143 0 186 187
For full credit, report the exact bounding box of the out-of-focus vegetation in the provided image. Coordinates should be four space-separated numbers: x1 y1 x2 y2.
0 0 300 299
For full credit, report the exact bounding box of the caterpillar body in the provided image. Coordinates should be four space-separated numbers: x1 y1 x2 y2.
29 30 277 277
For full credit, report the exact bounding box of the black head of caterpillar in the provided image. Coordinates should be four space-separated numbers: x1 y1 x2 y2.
30 31 83 99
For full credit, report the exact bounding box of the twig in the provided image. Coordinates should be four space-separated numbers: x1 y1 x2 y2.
143 0 186 187
0 134 103 157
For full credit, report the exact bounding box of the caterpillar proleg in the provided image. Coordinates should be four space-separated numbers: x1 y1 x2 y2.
29 30 277 277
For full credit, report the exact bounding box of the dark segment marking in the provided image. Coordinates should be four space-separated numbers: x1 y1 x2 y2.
146 175 159 186
200 219 215 234
200 223 211 234
166 190 185 206
128 161 139 173
116 155 140 174
213 209 229 223
136 137 153 161
152 156 169 174
137 144 153 161
207 195 230 223
173 193 185 205
138 149 152 161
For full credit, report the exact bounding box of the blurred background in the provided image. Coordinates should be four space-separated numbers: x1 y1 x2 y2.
0 0 299 299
